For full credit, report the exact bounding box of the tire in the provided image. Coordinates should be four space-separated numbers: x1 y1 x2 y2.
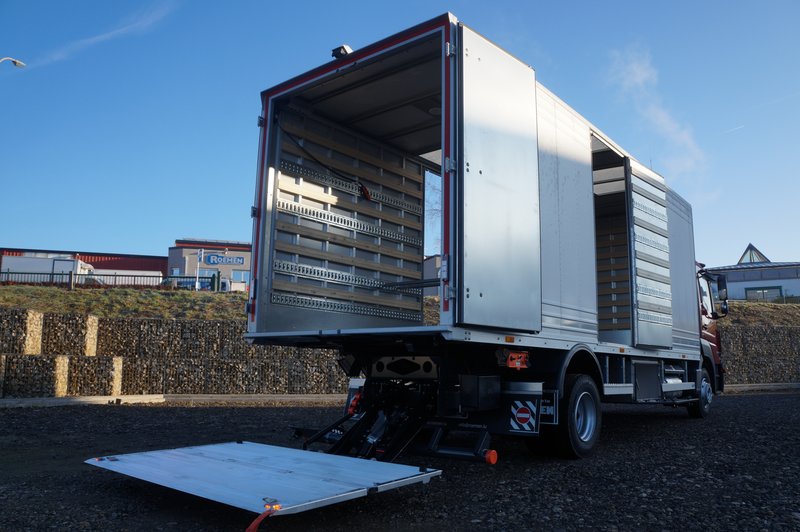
555 374 602 458
687 368 713 418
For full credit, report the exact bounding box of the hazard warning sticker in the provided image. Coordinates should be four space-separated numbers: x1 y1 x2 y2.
510 400 540 434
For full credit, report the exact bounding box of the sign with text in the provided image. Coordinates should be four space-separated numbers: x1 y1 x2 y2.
204 254 245 266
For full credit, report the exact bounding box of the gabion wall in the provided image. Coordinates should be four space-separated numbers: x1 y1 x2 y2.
0 311 797 397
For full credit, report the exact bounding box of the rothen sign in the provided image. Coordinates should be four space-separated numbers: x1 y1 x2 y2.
204 254 245 266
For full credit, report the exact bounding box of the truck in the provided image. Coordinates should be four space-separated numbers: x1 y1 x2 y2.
88 13 729 524
0 255 94 283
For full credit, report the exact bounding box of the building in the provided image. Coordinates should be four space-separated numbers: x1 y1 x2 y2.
168 238 252 291
0 247 168 275
423 255 442 296
707 243 800 302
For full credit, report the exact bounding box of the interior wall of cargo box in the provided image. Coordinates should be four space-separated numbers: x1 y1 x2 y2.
259 33 444 333
591 136 632 344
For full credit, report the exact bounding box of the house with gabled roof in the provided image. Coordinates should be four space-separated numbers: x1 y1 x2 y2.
707 244 800 302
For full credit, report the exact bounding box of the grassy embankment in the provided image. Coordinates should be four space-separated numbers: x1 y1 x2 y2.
0 285 247 320
0 285 799 324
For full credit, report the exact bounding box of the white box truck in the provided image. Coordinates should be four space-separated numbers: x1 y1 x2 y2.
0 255 94 284
89 13 729 523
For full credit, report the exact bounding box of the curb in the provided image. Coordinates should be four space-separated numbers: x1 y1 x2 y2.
2 386 797 408
0 393 348 408
164 393 347 404
723 383 800 393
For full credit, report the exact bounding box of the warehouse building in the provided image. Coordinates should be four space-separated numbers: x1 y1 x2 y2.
167 239 252 291
0 247 168 274
707 243 800 302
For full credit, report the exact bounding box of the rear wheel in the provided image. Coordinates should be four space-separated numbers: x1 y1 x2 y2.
687 368 712 418
555 374 602 458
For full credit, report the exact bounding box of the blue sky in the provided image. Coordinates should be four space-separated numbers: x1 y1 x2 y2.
1 0 798 267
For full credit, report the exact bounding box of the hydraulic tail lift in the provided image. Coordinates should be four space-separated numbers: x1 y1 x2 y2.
86 378 502 523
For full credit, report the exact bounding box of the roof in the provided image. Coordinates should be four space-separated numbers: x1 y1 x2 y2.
0 246 166 260
172 239 251 252
707 262 800 272
707 243 798 273
737 243 770 264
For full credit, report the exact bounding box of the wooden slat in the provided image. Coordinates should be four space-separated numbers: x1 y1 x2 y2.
595 248 629 260
596 263 631 273
597 287 631 296
597 272 630 283
282 121 426 183
282 142 424 200
599 322 631 331
277 177 422 231
273 280 421 311
274 242 422 279
275 221 422 263
599 311 631 320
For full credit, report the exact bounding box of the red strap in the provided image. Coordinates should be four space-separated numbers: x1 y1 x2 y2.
245 509 275 532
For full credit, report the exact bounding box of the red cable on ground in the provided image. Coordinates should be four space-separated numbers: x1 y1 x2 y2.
245 509 276 532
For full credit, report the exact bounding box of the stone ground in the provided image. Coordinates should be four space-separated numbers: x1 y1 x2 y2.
1 392 799 531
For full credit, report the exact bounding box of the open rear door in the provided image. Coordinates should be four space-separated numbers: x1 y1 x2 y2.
456 24 541 332
627 159 673 348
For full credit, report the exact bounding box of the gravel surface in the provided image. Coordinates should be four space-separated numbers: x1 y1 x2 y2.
2 392 799 531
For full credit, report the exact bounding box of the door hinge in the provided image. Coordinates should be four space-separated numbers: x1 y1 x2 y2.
445 157 457 172
257 116 265 128
445 285 456 300
251 206 259 218
445 42 456 57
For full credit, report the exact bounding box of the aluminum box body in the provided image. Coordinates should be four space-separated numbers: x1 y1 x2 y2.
245 13 700 360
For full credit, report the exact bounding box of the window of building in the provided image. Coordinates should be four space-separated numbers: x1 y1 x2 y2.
743 270 763 281
171 268 181 276
745 286 783 302
232 269 250 284
725 271 745 282
199 268 218 278
762 268 789 280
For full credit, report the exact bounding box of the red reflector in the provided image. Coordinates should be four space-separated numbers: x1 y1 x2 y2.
347 391 362 415
484 449 498 465
506 351 529 370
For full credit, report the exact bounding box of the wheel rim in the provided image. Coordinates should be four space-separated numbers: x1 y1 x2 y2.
701 376 713 408
574 391 597 442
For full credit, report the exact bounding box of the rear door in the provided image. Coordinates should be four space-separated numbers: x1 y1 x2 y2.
456 24 541 331
627 159 673 348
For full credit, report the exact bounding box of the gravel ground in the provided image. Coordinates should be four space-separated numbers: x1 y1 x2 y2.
1 392 799 531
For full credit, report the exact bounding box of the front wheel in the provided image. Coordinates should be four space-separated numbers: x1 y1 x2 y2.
556 374 602 458
687 368 713 418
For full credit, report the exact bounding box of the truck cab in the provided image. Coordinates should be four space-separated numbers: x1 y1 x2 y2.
697 265 728 398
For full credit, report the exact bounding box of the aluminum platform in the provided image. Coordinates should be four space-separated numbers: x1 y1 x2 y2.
86 441 441 515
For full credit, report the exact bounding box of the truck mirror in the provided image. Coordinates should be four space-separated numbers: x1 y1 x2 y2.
716 275 728 301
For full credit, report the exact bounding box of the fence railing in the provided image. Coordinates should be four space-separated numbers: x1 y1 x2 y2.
742 295 800 304
0 272 214 290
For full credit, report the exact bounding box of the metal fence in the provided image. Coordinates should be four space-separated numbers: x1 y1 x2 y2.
0 272 214 290
742 294 800 304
